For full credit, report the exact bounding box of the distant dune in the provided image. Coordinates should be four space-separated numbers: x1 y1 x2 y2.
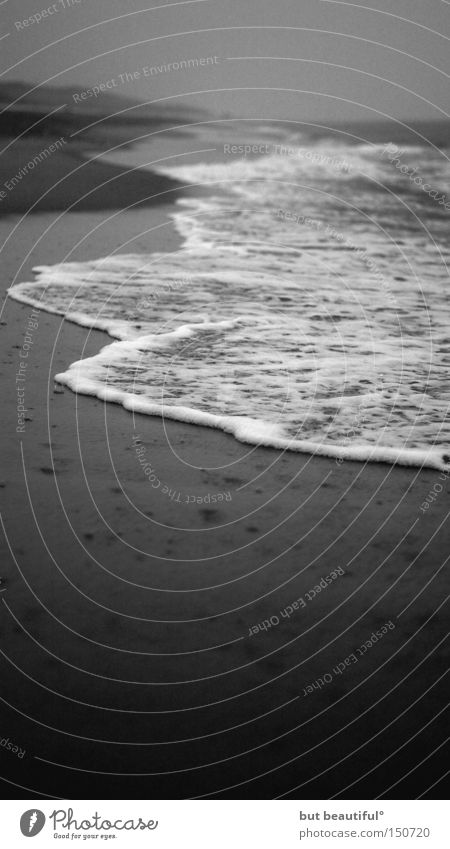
0 80 207 149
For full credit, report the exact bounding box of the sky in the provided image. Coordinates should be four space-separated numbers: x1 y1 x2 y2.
1 0 449 124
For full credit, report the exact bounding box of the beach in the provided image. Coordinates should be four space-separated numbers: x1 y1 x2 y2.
0 110 449 801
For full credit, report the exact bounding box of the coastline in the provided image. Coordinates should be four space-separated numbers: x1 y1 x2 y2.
0 138 448 800
0 135 183 214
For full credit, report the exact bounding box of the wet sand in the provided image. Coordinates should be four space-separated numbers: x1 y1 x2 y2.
0 132 448 800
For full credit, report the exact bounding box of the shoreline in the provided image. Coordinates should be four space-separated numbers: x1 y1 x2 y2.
6 140 448 475
0 135 183 214
0 135 448 800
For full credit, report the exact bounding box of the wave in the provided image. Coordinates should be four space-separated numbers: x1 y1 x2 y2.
8 138 450 470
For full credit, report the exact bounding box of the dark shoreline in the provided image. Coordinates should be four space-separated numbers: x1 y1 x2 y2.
0 120 448 800
0 136 183 214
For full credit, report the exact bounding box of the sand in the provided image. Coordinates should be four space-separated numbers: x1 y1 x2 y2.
0 131 448 801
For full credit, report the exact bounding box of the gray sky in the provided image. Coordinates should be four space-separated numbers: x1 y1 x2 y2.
2 0 449 123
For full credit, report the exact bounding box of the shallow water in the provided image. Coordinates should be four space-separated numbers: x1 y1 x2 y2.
9 129 450 468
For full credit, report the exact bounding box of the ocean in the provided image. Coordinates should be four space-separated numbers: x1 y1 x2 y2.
8 121 450 469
